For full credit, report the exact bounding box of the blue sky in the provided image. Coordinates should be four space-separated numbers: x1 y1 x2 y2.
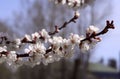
0 0 21 19
0 0 120 67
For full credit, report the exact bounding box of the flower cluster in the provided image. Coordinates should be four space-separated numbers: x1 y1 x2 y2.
0 20 115 69
0 29 85 67
49 0 85 10
80 25 100 52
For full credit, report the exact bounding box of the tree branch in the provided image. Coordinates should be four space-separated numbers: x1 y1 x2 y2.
80 20 115 44
49 11 79 35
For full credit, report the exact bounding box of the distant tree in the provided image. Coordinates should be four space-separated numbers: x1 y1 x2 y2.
0 21 13 35
108 58 117 69
99 58 104 64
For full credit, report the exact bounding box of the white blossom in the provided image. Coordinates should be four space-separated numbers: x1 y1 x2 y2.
40 29 50 42
9 58 24 70
80 41 90 53
13 38 21 48
24 42 46 66
61 39 74 58
0 46 7 52
50 0 85 10
80 38 100 53
75 11 80 18
69 33 81 44
25 34 32 41
42 55 54 65
32 32 40 40
87 25 99 34
6 51 17 66
29 42 46 54
89 38 101 48
49 36 63 47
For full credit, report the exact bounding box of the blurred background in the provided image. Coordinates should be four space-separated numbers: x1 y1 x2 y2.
0 0 120 79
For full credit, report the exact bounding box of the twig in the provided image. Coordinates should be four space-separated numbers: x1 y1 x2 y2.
80 20 115 44
49 11 79 35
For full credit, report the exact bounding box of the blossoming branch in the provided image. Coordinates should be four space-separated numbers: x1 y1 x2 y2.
0 0 115 69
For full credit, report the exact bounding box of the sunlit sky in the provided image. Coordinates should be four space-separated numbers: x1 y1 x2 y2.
0 0 120 67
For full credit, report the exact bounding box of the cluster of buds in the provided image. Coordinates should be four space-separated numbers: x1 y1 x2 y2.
80 21 115 52
80 25 100 52
49 0 85 10
0 29 84 68
0 20 114 69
